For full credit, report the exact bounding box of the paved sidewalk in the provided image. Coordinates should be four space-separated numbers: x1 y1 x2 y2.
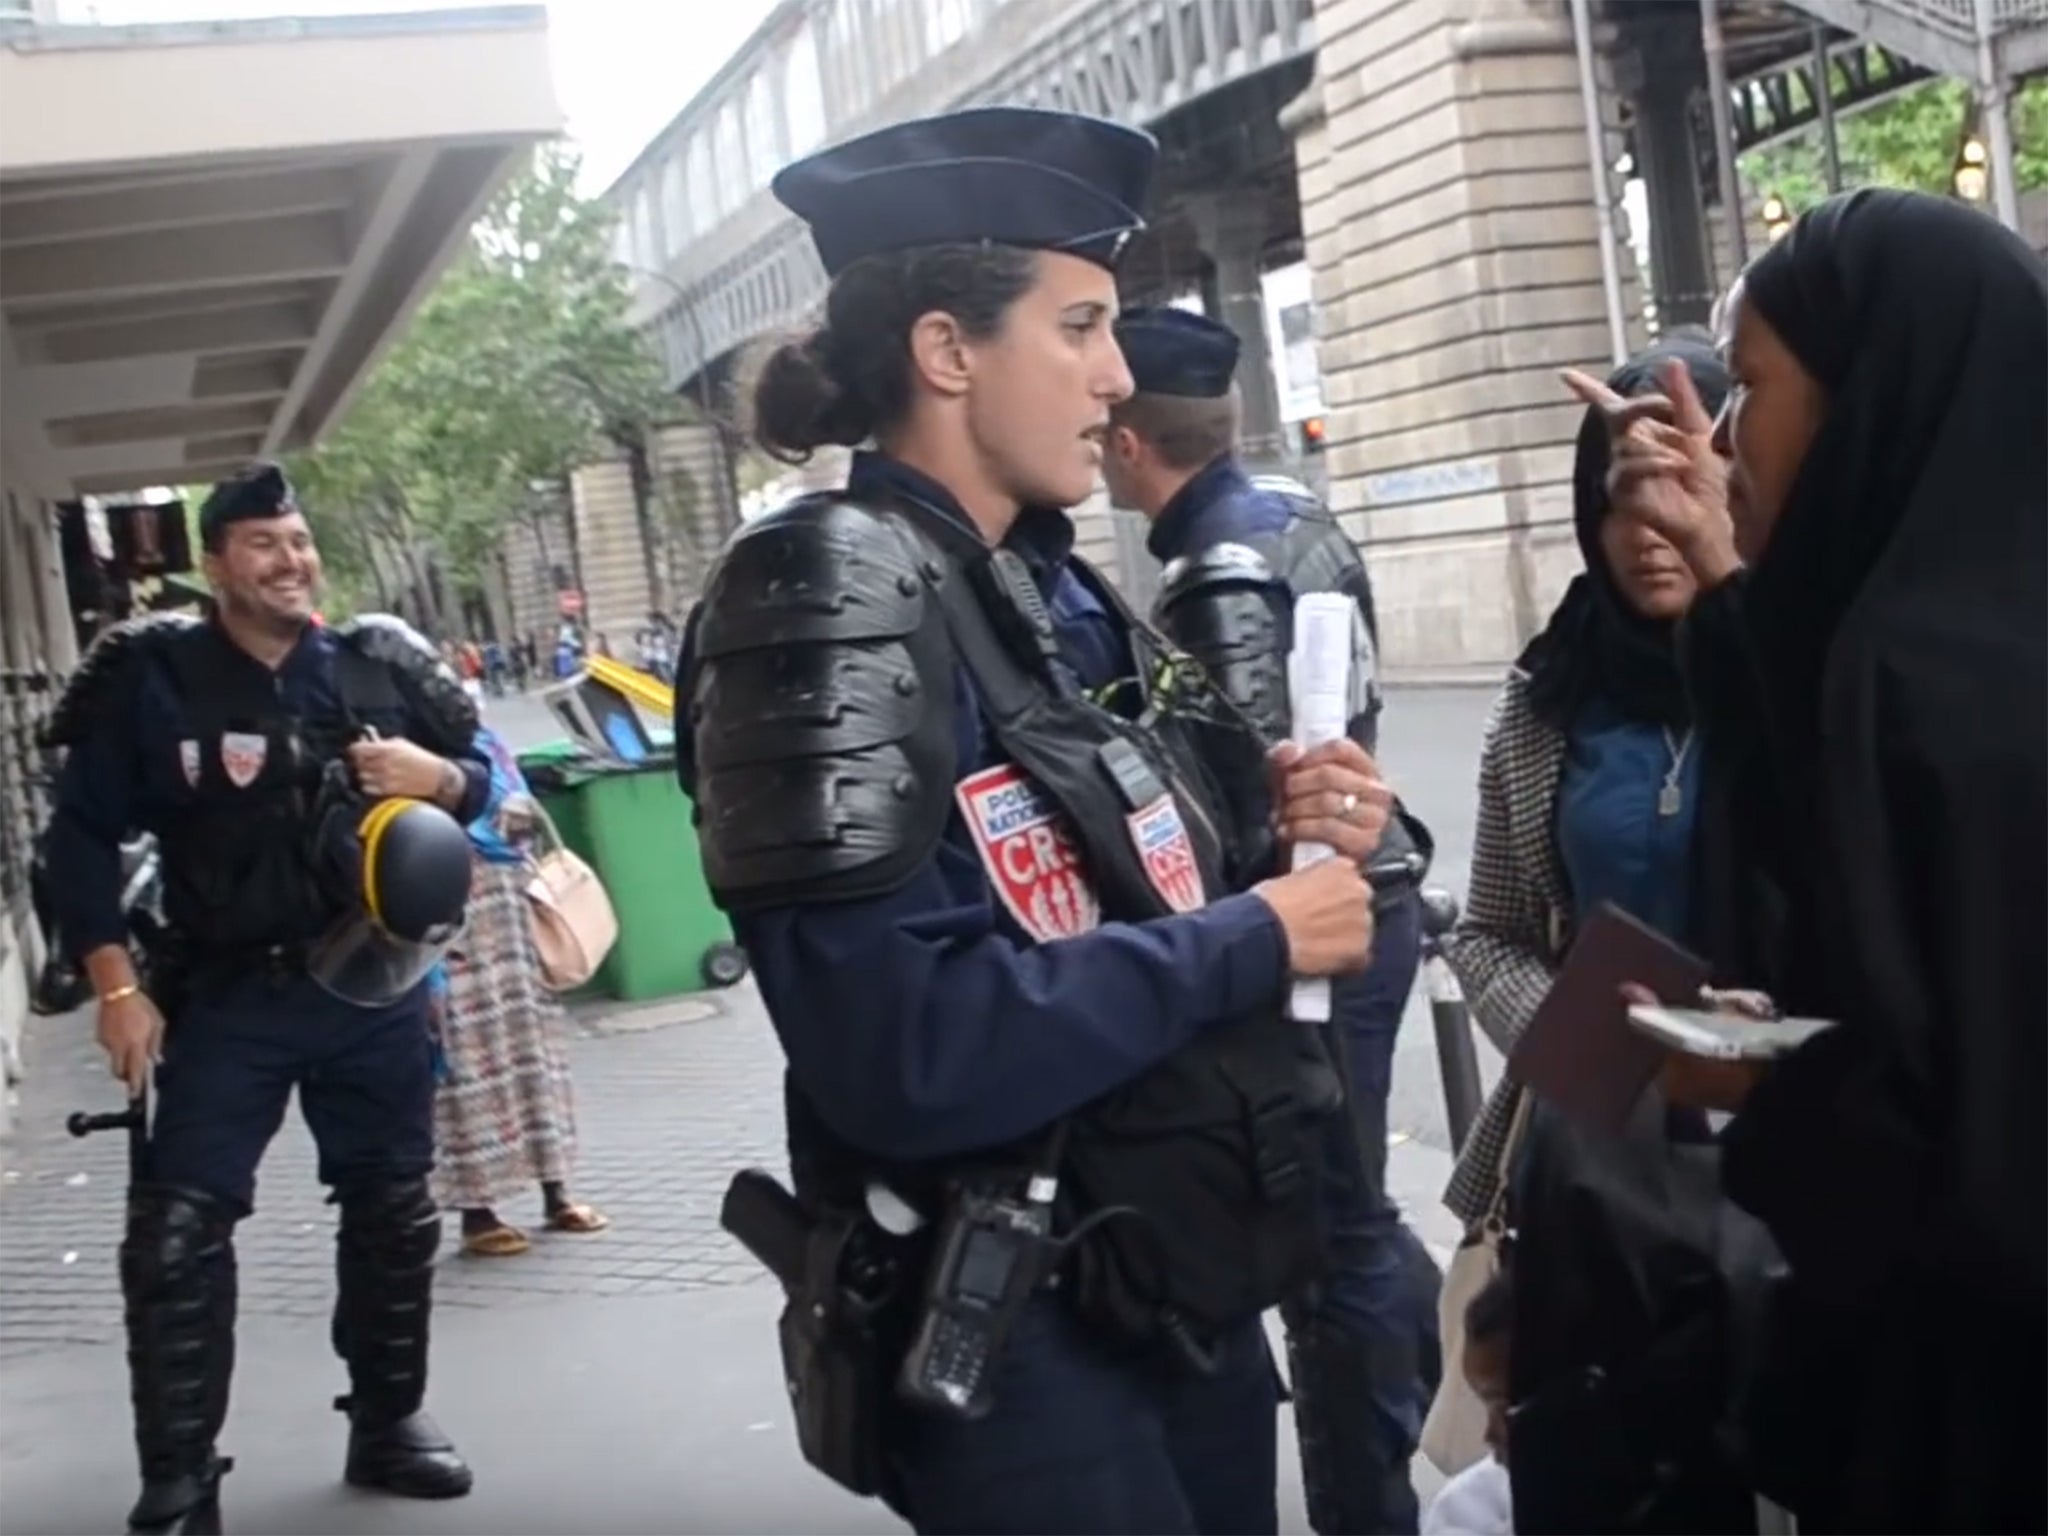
0 983 1461 1534
1 988 783 1360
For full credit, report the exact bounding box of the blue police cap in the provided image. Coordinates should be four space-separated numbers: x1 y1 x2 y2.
772 107 1158 277
1115 307 1242 398
199 461 298 545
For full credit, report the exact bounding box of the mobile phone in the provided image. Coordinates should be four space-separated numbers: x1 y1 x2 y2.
1626 1004 1839 1061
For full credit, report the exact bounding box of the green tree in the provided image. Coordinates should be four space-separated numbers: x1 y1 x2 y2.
1746 75 2048 216
290 142 677 632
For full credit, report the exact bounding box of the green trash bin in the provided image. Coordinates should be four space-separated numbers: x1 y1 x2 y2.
519 743 745 1003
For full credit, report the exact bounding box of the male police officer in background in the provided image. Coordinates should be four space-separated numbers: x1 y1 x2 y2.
40 463 487 1535
1101 308 1444 1535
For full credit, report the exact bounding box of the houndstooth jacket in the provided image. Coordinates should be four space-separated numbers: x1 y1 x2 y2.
1440 669 1574 1226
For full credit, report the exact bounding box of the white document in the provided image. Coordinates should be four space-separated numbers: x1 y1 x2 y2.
1285 593 1356 1022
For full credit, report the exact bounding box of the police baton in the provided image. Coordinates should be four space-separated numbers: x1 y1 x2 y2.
68 1088 148 1186
1418 886 1484 1155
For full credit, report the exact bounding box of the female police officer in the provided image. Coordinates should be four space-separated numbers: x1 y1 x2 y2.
677 107 1395 1534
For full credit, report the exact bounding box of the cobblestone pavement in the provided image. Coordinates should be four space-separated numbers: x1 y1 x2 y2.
0 982 787 1361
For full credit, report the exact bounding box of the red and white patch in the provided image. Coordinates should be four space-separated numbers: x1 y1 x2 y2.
1126 795 1206 914
219 731 267 789
177 740 200 789
954 764 1101 943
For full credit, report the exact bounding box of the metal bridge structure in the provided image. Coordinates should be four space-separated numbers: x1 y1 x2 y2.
612 0 2041 398
599 0 2043 667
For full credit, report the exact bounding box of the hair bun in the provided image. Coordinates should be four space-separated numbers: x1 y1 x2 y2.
747 327 873 463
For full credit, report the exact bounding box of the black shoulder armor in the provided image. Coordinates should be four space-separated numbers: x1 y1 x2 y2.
683 494 957 913
1154 541 1293 746
39 613 200 749
335 613 478 754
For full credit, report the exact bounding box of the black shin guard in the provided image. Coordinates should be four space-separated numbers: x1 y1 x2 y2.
331 1179 471 1500
121 1185 237 1534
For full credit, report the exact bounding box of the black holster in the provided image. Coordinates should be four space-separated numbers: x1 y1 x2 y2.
722 1170 902 1500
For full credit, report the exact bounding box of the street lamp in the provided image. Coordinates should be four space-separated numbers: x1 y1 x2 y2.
1954 136 1990 203
1761 193 1793 242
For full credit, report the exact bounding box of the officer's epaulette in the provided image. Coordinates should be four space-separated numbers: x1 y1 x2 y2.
40 612 202 749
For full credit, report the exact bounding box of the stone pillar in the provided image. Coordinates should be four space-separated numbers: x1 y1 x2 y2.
30 501 77 674
1620 12 1717 330
1185 190 1288 469
653 419 742 607
1292 0 1651 674
568 455 652 649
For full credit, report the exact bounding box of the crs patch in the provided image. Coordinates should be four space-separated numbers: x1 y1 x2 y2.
954 763 1101 943
1126 795 1205 914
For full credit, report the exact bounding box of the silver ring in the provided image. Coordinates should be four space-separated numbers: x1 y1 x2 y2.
1339 792 1359 820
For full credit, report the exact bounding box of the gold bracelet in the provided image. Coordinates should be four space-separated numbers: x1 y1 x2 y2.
99 983 141 1005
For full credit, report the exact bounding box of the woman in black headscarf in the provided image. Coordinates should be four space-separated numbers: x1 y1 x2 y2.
1570 188 2047 1532
1442 334 1731 1230
1441 338 1769 1534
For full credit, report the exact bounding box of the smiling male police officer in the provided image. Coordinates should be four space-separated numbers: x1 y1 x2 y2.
39 463 487 1535
1101 307 1444 1535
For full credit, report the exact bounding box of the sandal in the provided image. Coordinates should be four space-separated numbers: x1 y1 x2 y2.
461 1223 531 1257
545 1202 610 1234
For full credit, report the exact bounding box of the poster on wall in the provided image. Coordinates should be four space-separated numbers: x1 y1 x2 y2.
54 502 109 640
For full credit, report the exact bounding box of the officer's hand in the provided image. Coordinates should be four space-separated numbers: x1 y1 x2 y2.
1269 740 1392 865
347 737 453 801
97 990 164 1096
1253 857 1375 977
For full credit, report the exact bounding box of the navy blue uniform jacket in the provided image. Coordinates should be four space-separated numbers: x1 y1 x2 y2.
678 453 1290 1164
44 620 490 958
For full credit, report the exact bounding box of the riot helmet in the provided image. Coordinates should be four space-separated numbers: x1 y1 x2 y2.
306 790 472 1007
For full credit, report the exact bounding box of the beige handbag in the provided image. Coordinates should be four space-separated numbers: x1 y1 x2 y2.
523 803 619 991
1420 1086 1534 1477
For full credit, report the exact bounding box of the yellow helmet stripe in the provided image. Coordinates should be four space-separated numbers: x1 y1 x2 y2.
356 797 419 932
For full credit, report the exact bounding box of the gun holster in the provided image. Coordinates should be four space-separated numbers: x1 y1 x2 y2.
776 1206 901 1500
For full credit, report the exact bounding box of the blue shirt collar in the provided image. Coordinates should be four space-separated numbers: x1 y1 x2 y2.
1146 453 1250 563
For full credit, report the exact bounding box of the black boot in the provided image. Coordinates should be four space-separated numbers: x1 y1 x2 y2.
331 1179 473 1500
121 1186 237 1535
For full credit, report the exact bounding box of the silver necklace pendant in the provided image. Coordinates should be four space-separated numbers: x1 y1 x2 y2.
1659 724 1694 818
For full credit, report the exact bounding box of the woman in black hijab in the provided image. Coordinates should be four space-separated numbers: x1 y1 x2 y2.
1439 338 1756 1534
1443 334 1731 1231
1570 188 2047 1532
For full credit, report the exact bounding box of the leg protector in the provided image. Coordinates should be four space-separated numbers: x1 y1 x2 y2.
1281 1287 1424 1536
332 1178 472 1500
120 1185 236 1534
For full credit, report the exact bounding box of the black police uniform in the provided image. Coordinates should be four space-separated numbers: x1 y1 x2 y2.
678 110 1320 1534
38 467 488 1534
1119 306 1446 1534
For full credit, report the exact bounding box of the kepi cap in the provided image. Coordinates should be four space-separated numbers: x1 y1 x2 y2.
1115 307 1241 398
773 107 1158 277
200 462 299 545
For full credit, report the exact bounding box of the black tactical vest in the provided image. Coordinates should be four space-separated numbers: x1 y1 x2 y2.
795 498 1323 1355
152 627 403 959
